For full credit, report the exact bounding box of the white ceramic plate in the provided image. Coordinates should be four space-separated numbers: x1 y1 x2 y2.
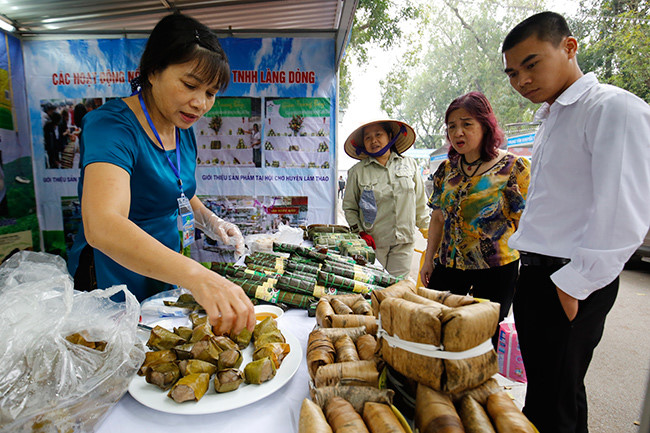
254 304 284 321
128 327 301 415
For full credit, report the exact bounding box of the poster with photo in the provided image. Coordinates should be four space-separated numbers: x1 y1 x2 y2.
22 36 337 256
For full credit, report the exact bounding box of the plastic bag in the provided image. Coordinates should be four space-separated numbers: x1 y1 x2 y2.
496 315 527 383
0 251 145 433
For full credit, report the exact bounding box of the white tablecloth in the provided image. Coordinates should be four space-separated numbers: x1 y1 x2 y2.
96 309 315 433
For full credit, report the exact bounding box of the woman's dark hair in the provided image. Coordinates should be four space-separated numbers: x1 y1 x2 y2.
138 13 230 94
73 103 87 127
502 11 572 52
445 91 503 163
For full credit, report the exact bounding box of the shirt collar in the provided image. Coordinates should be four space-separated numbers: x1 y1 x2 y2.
363 150 402 166
534 72 598 121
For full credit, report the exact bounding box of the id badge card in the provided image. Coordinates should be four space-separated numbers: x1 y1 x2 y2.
177 194 195 247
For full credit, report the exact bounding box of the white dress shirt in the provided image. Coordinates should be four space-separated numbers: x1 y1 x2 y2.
508 72 650 300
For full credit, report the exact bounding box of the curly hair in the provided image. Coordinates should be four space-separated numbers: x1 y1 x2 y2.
445 91 503 163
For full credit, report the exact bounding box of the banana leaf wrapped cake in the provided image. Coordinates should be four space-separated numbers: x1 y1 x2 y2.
375 283 500 394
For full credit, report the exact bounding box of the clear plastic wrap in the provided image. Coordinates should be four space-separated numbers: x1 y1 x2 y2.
0 251 145 433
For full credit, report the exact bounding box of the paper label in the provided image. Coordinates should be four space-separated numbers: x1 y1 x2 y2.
255 281 279 303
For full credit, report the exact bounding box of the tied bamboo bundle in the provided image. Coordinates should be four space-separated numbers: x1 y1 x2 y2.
311 386 395 414
307 224 351 238
415 383 465 433
325 396 370 433
486 392 536 433
363 402 407 433
230 277 315 309
320 262 399 288
287 260 322 275
314 360 379 388
243 262 279 275
317 270 381 295
299 398 333 433
379 296 499 393
458 395 496 433
276 274 317 296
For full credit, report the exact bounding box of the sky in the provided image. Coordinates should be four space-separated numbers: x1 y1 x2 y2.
336 0 582 173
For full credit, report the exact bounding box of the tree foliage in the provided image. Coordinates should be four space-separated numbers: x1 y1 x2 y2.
339 0 418 111
380 0 544 149
571 0 650 102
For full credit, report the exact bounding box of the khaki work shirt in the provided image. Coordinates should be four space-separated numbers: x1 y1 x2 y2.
343 152 430 248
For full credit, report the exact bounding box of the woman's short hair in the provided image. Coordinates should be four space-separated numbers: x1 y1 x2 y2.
139 13 230 93
445 91 503 162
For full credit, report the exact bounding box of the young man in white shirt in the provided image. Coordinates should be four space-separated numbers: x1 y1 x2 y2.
502 11 650 433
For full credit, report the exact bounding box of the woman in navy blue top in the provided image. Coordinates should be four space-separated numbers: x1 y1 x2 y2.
67 14 255 336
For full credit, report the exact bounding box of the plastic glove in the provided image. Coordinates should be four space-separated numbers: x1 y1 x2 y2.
195 212 245 257
359 231 376 249
419 228 429 240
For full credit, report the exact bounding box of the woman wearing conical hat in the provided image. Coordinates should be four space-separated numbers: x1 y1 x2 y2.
342 120 430 278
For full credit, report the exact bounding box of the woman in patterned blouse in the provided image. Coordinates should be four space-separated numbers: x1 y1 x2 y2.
420 91 530 344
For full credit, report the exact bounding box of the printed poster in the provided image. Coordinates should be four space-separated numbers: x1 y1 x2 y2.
22 37 337 260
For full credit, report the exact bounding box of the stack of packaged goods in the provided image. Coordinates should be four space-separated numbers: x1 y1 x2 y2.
368 280 538 432
301 290 412 433
211 241 402 310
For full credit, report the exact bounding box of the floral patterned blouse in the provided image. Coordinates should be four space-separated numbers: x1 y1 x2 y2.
428 153 530 270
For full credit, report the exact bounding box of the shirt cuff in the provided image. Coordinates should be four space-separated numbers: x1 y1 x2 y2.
550 264 611 300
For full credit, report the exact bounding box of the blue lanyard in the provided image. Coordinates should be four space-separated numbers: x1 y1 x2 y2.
138 92 183 192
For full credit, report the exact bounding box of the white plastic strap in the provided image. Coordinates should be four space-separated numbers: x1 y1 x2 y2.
377 315 493 360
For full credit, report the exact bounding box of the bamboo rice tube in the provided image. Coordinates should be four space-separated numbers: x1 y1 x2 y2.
311 386 395 414
330 298 354 315
402 291 450 309
317 326 367 342
334 334 360 363
417 287 475 308
363 402 407 433
331 314 378 335
299 398 333 433
355 334 378 361
458 395 496 433
371 280 416 316
486 392 535 433
350 296 373 315
307 329 336 379
317 298 336 327
449 379 501 406
325 396 370 433
314 360 379 388
415 383 465 433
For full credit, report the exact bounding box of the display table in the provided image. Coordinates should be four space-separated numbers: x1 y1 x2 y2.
96 309 315 433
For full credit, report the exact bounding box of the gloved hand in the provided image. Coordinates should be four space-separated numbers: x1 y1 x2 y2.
195 212 245 257
359 231 376 249
419 228 429 240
